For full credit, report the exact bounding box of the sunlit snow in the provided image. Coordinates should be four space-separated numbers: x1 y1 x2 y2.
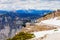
41 17 60 26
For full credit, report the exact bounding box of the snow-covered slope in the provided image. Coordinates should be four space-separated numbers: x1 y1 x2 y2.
40 17 60 27
30 17 60 40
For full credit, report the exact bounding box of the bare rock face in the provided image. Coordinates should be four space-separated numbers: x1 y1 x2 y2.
37 10 60 22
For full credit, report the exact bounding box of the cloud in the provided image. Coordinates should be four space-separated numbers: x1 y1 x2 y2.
0 0 60 10
41 0 60 1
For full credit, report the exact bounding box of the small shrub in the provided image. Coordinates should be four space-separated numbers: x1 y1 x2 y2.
7 32 35 40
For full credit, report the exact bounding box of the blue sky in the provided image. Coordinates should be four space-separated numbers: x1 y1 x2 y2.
0 0 60 10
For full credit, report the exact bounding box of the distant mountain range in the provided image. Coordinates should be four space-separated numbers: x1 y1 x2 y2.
0 10 53 18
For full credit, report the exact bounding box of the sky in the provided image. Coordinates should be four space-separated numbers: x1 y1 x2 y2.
0 0 60 10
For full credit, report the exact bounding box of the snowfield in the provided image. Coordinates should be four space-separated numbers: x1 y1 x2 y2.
31 17 60 40
33 29 60 38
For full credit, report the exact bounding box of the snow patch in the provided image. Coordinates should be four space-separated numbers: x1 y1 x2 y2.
33 29 60 38
40 17 60 26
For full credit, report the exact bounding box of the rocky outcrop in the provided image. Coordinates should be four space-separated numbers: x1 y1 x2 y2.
20 24 57 33
37 10 60 22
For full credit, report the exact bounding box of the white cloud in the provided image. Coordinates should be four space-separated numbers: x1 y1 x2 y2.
0 0 60 10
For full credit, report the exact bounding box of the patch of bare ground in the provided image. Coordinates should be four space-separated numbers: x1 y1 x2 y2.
20 24 57 33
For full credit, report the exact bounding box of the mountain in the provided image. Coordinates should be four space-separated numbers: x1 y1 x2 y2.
20 10 60 33
0 10 53 40
20 10 60 40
